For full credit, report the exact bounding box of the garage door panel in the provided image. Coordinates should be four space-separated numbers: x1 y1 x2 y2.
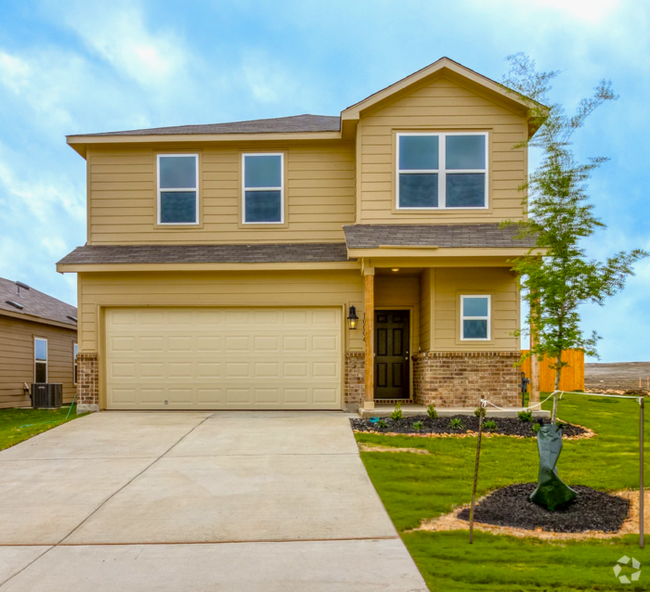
314 388 339 404
196 336 222 352
106 307 341 410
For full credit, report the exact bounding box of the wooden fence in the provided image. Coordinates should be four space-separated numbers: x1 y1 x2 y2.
520 350 585 392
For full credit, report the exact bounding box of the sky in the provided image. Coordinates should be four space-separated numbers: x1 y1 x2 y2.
0 0 648 363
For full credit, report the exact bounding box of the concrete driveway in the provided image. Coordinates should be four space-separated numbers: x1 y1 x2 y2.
0 412 427 591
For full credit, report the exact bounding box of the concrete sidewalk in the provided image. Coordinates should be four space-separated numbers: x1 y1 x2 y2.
0 412 427 591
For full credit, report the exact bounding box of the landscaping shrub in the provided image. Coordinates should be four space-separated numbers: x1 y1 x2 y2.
413 421 423 431
390 402 403 421
426 404 438 420
377 419 388 429
518 410 534 422
449 418 464 430
483 419 497 431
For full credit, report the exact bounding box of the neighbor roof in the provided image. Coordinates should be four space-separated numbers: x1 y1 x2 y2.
73 114 341 138
0 277 77 328
343 224 536 249
57 243 350 266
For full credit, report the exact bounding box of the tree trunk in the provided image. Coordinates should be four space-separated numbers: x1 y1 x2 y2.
551 352 562 424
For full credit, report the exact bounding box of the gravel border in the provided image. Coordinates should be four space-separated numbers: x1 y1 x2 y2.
457 483 630 533
350 415 590 438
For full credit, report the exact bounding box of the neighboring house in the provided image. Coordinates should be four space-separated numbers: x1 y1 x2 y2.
58 57 545 414
0 277 78 409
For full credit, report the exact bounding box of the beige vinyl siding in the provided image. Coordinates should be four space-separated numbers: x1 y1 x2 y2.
88 141 355 245
419 269 432 351
357 75 527 224
0 315 77 409
78 270 365 355
432 267 519 351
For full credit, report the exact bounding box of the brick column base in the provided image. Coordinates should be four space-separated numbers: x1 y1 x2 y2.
77 352 99 414
413 351 520 408
344 352 365 412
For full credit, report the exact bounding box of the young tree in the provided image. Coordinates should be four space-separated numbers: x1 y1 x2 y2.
502 54 647 422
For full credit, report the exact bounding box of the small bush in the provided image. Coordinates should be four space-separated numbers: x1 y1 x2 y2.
413 420 424 431
483 419 497 431
377 418 388 429
518 410 534 423
449 418 464 430
474 405 486 419
533 422 541 433
427 404 438 420
390 402 403 421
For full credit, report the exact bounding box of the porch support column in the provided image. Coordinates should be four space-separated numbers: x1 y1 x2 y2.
363 267 375 409
529 300 540 404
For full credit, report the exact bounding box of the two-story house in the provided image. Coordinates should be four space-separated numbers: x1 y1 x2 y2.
58 57 543 414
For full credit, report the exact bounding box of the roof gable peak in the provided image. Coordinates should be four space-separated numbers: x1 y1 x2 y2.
341 57 547 128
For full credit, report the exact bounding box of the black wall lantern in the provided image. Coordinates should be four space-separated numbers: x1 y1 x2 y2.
347 305 359 330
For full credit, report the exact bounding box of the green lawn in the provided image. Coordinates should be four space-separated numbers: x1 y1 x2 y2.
0 405 86 451
357 394 649 591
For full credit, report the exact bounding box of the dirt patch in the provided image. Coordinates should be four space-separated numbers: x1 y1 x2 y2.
350 415 593 440
586 361 650 392
357 443 431 455
413 489 649 541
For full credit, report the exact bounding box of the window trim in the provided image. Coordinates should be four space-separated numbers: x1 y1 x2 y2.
156 153 200 226
242 152 285 225
396 132 488 210
73 343 78 386
460 295 491 341
34 337 48 383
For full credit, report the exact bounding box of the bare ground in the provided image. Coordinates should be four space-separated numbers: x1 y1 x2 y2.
585 362 650 392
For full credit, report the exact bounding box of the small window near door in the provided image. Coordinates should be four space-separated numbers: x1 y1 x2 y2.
34 337 47 383
74 343 78 385
460 295 490 340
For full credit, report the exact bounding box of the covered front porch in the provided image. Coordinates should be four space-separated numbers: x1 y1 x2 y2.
345 262 522 413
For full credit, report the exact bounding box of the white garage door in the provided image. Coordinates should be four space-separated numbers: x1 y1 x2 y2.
105 307 342 410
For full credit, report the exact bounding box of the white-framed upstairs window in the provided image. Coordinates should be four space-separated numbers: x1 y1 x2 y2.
460 295 491 341
242 153 284 224
73 343 78 385
34 337 48 383
397 132 488 209
157 154 199 225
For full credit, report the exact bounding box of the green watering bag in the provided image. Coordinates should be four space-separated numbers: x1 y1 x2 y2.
530 423 577 511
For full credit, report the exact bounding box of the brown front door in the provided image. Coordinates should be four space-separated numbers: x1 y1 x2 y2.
374 310 410 399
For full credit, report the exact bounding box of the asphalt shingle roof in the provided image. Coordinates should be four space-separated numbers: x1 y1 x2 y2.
57 243 350 265
343 224 536 249
75 114 341 137
0 277 77 327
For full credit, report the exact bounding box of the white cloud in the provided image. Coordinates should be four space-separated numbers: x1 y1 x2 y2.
0 52 32 93
59 1 188 89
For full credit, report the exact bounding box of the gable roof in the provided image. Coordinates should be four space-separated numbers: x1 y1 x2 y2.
74 114 341 138
341 56 546 123
0 277 77 328
66 57 547 154
343 224 536 249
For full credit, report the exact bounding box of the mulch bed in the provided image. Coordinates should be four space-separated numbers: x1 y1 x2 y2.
457 483 630 533
350 415 589 438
